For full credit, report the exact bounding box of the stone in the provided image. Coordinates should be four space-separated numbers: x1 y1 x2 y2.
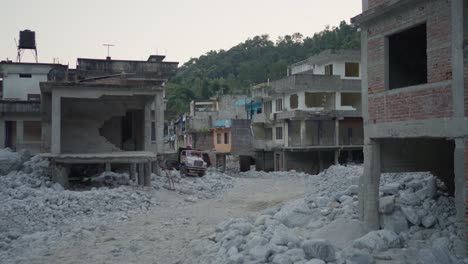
380 183 400 195
345 250 375 264
401 206 420 226
353 230 400 252
421 215 436 228
270 227 300 247
305 259 326 264
380 209 409 234
249 244 270 262
301 239 336 262
379 196 395 214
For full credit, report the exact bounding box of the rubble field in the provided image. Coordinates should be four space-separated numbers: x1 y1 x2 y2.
0 148 466 264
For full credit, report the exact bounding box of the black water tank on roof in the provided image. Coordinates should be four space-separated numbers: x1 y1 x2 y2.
19 30 36 49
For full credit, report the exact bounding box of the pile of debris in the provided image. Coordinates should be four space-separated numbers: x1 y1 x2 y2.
0 150 157 260
152 169 235 200
189 165 465 264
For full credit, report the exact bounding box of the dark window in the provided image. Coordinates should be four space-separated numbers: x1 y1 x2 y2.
224 132 229 144
19 74 32 78
276 127 283 140
264 101 272 114
217 133 222 144
27 94 40 101
151 122 156 142
290 94 298 109
275 99 283 112
265 128 273 140
345 63 360 77
388 23 427 89
325 64 333 75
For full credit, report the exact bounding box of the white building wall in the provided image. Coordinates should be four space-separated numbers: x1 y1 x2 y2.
3 74 47 100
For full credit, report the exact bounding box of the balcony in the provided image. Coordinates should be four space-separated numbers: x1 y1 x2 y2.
0 100 40 114
252 113 274 124
253 139 283 150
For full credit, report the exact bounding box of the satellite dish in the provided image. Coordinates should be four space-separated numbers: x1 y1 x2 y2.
47 68 66 82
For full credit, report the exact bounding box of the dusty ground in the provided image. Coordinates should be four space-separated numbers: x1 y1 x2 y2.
24 175 314 264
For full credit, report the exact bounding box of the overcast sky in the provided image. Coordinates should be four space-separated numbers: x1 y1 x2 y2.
1 0 362 66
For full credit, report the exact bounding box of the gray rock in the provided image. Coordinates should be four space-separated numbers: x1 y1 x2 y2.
401 206 420 226
305 259 326 264
421 215 436 228
380 209 408 234
353 230 400 252
416 238 458 264
274 200 313 228
249 244 270 262
379 196 395 214
270 227 300 247
346 250 375 264
380 183 400 195
302 239 336 262
400 191 422 206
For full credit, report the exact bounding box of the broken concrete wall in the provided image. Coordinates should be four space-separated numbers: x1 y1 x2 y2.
190 131 214 151
60 96 145 154
230 119 254 156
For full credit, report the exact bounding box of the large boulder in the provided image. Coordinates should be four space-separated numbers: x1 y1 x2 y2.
353 230 401 252
416 238 460 264
379 196 395 214
301 239 336 262
380 209 409 234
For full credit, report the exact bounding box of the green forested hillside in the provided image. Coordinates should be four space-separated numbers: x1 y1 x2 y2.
166 21 360 117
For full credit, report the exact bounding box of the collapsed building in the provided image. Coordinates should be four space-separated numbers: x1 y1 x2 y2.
352 0 468 251
39 55 178 188
252 49 364 174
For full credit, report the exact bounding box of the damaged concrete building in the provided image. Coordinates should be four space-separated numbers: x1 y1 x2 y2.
352 0 468 249
0 61 68 153
253 50 364 174
181 94 248 150
40 55 178 188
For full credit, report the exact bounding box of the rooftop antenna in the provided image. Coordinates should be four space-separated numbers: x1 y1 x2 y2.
103 44 114 60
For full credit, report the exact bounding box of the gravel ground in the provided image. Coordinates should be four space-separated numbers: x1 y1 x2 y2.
0 149 466 264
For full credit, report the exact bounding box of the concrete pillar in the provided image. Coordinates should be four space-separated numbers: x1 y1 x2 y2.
335 92 341 110
143 98 152 151
284 122 289 147
105 163 111 172
318 151 324 172
130 163 136 181
51 93 61 154
155 94 164 153
16 120 23 150
359 140 381 230
144 162 152 187
138 163 145 185
334 118 340 146
300 120 306 146
454 139 467 257
0 119 5 149
334 150 340 165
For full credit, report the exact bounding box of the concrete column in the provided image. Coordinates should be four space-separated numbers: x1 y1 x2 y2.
284 122 289 147
105 163 111 172
138 163 144 185
51 93 61 154
300 120 306 146
452 0 465 118
454 138 467 257
143 98 152 151
359 140 381 230
16 120 23 150
334 150 340 165
334 119 340 146
335 92 341 110
0 119 5 149
130 163 136 181
144 162 152 187
155 94 164 153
